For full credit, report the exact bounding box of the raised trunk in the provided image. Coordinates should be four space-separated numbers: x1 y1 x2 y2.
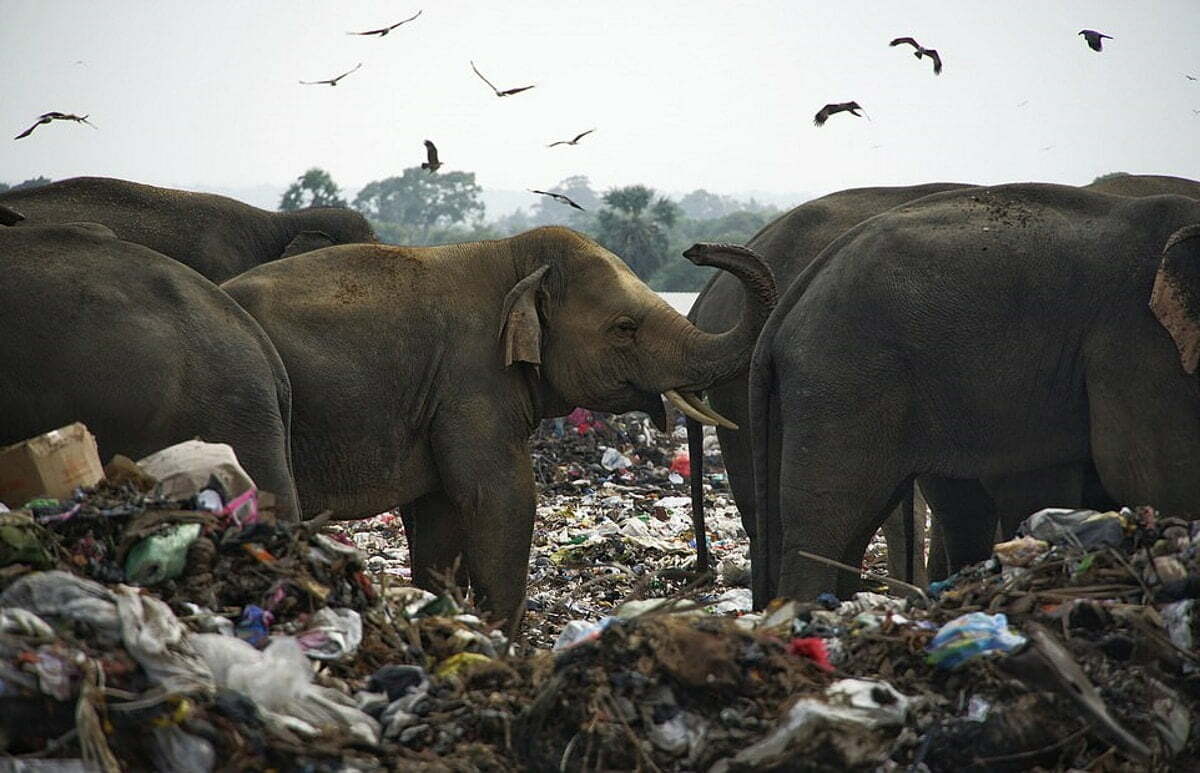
675 243 777 388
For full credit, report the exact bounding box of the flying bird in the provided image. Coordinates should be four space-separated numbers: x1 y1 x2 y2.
547 129 595 148
470 61 535 97
348 10 422 36
14 112 96 140
530 189 584 210
889 37 942 74
299 62 363 86
1078 30 1112 52
1186 74 1197 81
813 101 864 127
421 140 442 173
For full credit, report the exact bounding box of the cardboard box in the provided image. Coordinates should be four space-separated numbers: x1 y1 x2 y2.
0 422 104 506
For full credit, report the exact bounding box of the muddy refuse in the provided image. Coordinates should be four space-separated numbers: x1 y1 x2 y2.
2 422 1199 771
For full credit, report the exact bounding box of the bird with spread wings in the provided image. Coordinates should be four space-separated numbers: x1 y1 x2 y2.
813 102 865 127
300 63 363 86
889 36 943 75
1078 30 1112 52
471 61 535 97
548 129 595 148
14 112 96 140
421 140 442 173
348 10 422 36
530 190 584 210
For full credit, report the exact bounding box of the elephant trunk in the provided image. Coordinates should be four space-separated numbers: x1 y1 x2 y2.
646 243 776 430
676 242 777 390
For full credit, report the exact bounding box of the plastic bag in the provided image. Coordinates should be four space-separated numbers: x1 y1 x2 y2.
601 447 632 471
296 607 362 661
710 679 909 771
113 585 214 698
0 570 121 646
1020 508 1126 550
149 724 216 773
926 612 1027 669
137 440 255 507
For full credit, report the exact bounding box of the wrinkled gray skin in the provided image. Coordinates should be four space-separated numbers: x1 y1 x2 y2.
920 174 1200 580
223 227 774 627
0 176 377 283
0 224 300 519
750 183 1200 602
690 176 1200 600
688 183 972 586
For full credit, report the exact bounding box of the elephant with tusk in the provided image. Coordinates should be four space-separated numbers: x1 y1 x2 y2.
223 227 775 627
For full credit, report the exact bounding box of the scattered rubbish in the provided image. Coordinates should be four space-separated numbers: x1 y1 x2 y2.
926 612 1028 669
1021 506 1127 549
2 418 1199 770
0 422 104 504
993 534 1050 567
124 521 202 585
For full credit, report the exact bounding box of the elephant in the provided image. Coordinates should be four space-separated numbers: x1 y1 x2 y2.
919 173 1200 580
0 223 300 519
0 176 377 283
688 175 1200 598
222 226 775 626
749 182 1200 603
686 182 973 584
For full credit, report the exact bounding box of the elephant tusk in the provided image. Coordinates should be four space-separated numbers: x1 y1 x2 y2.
664 389 739 430
680 390 739 430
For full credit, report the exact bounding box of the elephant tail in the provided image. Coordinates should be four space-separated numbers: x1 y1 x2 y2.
749 341 779 609
686 417 710 571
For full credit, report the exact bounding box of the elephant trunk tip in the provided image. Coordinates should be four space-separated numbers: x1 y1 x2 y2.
682 242 778 308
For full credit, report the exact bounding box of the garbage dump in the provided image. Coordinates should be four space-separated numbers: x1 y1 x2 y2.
1 418 1198 771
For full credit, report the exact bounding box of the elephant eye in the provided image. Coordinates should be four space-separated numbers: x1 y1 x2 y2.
611 316 638 341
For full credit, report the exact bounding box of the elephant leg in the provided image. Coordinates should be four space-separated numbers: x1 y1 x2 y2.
880 486 928 585
774 418 911 601
919 476 997 575
981 461 1086 540
406 494 470 595
716 424 756 542
435 421 535 630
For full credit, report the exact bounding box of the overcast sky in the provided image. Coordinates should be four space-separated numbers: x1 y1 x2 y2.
3 1 1198 208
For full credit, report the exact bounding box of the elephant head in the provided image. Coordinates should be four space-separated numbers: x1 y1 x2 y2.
497 227 776 429
1151 223 1200 374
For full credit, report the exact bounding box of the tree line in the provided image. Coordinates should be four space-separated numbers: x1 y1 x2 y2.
278 167 782 290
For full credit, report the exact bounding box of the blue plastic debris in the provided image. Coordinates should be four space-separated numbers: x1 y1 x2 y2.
926 612 1027 670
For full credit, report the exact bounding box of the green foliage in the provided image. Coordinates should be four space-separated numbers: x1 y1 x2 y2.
353 167 484 244
0 176 52 193
1092 172 1130 183
651 209 779 291
497 175 600 235
279 168 347 211
595 185 681 279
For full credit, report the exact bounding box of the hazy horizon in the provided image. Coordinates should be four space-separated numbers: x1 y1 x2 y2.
3 1 1197 209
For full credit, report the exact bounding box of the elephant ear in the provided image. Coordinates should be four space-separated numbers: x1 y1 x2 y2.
0 204 25 226
281 230 335 259
498 265 550 368
1151 224 1200 374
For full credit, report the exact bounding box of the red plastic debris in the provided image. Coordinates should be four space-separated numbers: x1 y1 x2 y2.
787 636 834 672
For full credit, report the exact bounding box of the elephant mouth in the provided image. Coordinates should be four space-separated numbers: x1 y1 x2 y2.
663 389 738 430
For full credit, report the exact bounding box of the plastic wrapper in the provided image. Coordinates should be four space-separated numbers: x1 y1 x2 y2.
926 612 1027 669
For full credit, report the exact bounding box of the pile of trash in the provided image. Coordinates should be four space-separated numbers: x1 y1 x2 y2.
2 420 1199 771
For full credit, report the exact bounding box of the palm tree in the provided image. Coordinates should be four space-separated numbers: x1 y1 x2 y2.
596 185 680 279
